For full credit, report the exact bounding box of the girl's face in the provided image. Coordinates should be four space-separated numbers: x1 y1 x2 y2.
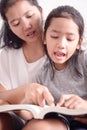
6 0 43 44
45 18 82 70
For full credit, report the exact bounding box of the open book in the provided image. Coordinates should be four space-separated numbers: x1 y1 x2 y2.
0 104 87 119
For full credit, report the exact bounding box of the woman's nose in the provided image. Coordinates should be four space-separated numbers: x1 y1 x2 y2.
21 18 32 30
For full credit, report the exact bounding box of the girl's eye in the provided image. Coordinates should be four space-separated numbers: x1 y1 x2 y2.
67 38 74 41
67 35 75 41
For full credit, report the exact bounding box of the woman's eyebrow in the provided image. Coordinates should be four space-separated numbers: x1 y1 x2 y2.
9 10 33 23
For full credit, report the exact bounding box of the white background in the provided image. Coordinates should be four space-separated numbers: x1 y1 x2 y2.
0 0 87 43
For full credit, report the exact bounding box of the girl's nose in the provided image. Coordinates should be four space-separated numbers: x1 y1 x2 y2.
57 38 66 49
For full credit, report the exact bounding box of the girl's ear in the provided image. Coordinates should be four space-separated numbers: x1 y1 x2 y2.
76 38 83 49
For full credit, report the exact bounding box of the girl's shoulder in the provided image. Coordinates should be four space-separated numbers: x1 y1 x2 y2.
78 49 87 62
77 49 87 71
39 57 53 77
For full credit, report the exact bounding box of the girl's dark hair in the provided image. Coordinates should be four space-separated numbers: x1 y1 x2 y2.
0 0 40 49
44 5 84 78
44 5 84 39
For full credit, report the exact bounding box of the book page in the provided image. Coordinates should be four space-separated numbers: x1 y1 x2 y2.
0 104 87 119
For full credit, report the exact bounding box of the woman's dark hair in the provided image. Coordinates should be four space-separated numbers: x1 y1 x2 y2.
0 0 40 49
44 5 84 78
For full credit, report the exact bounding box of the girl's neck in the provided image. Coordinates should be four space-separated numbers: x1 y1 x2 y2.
54 62 68 71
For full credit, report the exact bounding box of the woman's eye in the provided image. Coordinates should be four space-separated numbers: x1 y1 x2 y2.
51 36 59 39
11 20 20 26
26 11 34 18
26 15 32 18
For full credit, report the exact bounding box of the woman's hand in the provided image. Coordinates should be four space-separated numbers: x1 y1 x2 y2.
18 83 55 120
74 116 87 124
0 99 9 105
23 83 54 107
57 94 87 109
0 83 54 106
15 110 34 120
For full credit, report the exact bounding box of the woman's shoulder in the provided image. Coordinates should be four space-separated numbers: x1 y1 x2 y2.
0 47 9 59
0 47 22 57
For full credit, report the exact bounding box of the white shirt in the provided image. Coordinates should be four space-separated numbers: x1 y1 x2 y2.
0 47 47 90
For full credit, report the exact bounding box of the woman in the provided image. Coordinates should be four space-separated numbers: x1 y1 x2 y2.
0 0 53 130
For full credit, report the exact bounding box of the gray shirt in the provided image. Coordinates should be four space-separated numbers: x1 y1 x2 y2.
33 50 87 103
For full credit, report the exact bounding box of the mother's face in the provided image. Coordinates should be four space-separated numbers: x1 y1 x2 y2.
6 0 43 43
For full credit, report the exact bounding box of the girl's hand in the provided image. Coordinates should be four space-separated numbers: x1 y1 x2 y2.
57 94 87 109
23 83 54 107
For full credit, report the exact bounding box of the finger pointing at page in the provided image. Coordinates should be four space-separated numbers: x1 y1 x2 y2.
38 87 55 107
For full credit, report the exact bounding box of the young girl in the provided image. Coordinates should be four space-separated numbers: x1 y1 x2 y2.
22 5 87 130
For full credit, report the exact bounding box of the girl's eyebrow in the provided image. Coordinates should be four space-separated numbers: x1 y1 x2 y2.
51 29 75 35
51 29 62 34
9 10 33 23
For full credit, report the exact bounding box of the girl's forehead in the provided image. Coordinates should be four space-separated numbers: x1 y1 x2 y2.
50 18 78 28
47 18 79 35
